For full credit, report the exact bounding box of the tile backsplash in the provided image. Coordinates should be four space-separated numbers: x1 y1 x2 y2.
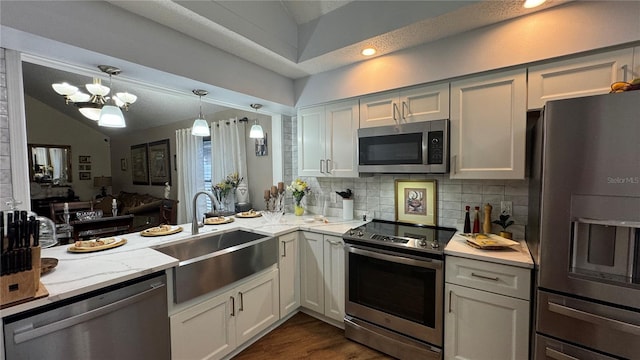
281 113 528 240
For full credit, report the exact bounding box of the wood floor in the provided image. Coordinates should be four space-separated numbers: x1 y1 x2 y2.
233 312 393 359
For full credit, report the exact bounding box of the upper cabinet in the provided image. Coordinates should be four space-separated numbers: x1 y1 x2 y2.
359 83 449 128
528 48 634 110
450 69 527 179
298 99 359 178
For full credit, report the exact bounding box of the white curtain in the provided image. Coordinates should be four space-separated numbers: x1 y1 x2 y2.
49 148 62 180
210 118 249 201
175 128 206 224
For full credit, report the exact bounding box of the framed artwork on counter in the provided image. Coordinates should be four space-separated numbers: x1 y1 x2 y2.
394 179 437 225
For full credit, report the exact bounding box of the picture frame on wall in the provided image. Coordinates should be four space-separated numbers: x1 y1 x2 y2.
148 139 171 186
131 143 149 185
394 179 437 225
121 158 127 171
78 155 91 163
79 172 91 180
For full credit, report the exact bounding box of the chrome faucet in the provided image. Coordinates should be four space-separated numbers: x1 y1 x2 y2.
192 191 217 234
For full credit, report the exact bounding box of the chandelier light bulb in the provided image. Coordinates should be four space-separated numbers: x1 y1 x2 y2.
78 107 102 121
68 92 91 103
52 82 78 96
85 78 110 96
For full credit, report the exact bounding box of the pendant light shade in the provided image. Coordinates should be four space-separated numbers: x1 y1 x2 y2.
249 123 264 138
249 103 264 139
79 106 102 121
192 118 210 136
98 105 126 128
191 90 210 136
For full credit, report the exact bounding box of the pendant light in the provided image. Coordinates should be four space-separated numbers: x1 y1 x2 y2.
191 90 210 136
249 103 264 139
98 66 126 128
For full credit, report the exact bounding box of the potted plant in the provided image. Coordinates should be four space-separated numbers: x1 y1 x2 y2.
492 211 514 239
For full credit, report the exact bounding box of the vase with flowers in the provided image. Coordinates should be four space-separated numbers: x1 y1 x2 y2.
212 172 243 214
287 178 310 216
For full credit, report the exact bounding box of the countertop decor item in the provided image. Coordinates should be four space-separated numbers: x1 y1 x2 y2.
492 211 514 239
337 189 354 221
394 179 437 225
483 203 492 234
287 179 310 216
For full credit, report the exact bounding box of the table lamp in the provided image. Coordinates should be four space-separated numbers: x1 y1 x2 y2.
94 176 112 198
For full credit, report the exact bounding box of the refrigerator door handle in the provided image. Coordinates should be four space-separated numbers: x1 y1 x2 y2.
576 218 640 228
545 347 580 360
548 301 640 336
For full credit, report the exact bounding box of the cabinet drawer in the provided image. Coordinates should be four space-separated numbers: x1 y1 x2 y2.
445 256 530 300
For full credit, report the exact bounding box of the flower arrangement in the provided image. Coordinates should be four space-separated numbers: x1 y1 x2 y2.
287 178 310 206
212 172 243 206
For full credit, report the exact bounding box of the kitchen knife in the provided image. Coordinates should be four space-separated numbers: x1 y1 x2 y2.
34 219 40 247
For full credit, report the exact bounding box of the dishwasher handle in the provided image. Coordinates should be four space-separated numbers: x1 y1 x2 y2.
13 283 166 344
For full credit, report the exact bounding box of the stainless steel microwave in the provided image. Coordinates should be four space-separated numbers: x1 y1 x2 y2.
358 120 449 174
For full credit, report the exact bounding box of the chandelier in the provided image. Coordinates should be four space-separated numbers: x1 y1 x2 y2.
51 65 137 127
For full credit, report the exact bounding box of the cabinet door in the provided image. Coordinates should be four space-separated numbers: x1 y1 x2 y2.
325 100 359 178
399 83 450 123
298 106 325 177
278 232 299 318
450 69 527 179
170 289 236 360
235 268 279 345
323 235 345 323
359 91 400 128
528 48 634 110
299 232 324 313
444 283 529 360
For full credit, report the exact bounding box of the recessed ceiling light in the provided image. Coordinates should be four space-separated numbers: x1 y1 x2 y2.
361 48 376 56
523 0 546 8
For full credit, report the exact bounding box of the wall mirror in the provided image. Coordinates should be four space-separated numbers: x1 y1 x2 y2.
28 144 72 184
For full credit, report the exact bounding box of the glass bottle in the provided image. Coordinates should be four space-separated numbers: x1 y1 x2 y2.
472 206 480 234
463 206 471 233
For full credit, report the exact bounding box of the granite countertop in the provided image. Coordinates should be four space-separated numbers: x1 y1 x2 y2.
444 233 534 269
0 214 364 317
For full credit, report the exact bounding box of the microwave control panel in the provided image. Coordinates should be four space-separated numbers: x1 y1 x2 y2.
427 131 444 164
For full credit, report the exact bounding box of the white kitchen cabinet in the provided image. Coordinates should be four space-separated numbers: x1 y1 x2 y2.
359 82 449 128
170 268 279 360
299 232 345 323
278 232 299 318
444 256 531 360
323 234 345 323
450 69 527 179
528 48 634 109
297 99 359 178
634 46 640 79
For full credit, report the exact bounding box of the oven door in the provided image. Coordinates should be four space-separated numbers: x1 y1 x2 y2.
345 244 443 346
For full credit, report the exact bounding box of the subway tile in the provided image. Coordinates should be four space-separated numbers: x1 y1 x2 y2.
440 184 462 194
440 192 462 202
505 184 528 196
461 193 482 204
0 115 7 129
505 195 529 206
441 201 462 211
482 185 504 195
462 183 483 194
440 209 463 220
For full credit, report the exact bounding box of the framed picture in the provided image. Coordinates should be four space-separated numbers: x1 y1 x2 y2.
148 139 171 186
131 143 149 185
121 158 127 171
78 155 91 163
79 171 91 180
395 179 437 225
255 132 268 156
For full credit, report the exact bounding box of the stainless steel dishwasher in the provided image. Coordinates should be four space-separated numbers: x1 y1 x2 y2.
3 272 170 360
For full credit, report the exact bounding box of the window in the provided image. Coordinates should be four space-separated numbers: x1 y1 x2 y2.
203 137 212 208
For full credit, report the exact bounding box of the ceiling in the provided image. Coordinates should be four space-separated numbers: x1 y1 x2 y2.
22 0 568 133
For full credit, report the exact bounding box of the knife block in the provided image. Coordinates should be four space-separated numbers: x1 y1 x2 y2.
0 246 41 306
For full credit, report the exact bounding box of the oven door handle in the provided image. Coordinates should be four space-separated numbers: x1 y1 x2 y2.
347 245 442 269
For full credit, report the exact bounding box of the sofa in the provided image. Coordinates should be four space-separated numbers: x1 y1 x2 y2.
95 191 178 231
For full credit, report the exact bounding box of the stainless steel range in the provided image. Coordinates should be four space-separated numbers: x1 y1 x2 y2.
343 219 456 360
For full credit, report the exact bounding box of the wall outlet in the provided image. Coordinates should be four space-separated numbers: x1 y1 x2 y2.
500 201 513 216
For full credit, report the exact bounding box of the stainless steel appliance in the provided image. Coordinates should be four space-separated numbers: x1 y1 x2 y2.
343 219 456 359
528 91 640 359
3 272 170 360
358 120 449 173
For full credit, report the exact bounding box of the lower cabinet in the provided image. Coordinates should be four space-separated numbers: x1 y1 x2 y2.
444 256 531 360
278 232 300 318
299 231 345 323
170 268 279 360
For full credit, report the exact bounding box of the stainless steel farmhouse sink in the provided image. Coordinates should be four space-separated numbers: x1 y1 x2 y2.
154 229 276 304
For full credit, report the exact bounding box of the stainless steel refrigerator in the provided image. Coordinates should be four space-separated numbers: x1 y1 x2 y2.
527 91 640 359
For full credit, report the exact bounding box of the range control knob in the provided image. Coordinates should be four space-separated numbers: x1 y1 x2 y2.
357 231 364 237
418 239 427 247
431 242 440 249
349 230 355 236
